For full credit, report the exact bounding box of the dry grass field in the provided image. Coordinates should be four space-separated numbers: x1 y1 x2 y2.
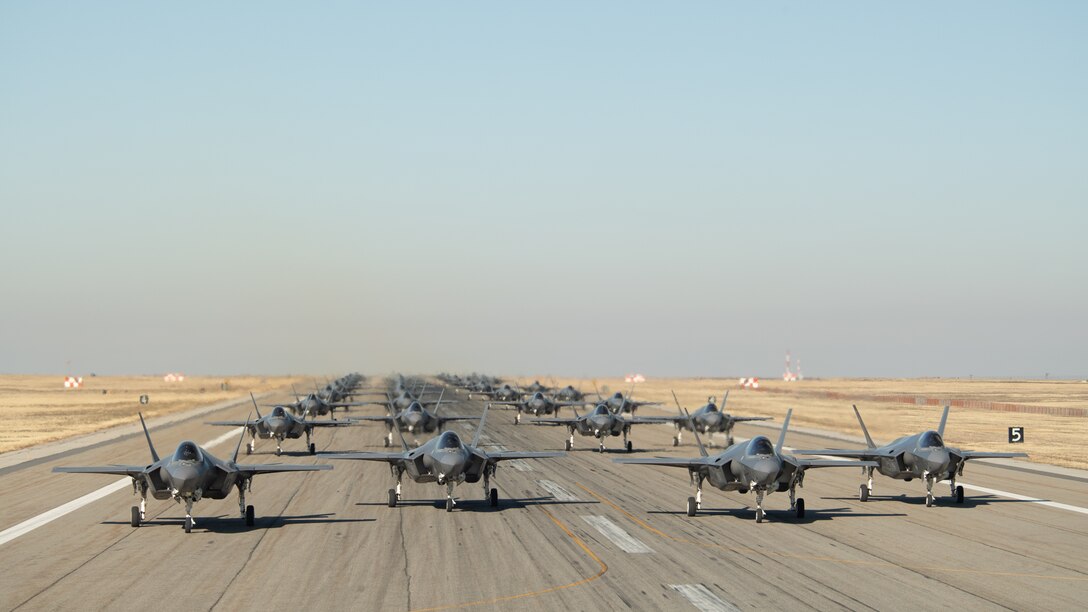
0 375 310 453
535 377 1088 470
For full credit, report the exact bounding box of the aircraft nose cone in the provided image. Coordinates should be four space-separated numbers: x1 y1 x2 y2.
269 418 288 434
434 453 465 479
743 457 780 487
921 448 950 475
164 463 202 494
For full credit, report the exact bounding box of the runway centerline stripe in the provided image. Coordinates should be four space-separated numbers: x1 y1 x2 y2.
669 584 740 612
790 450 1088 516
582 515 654 553
0 427 243 548
538 479 578 502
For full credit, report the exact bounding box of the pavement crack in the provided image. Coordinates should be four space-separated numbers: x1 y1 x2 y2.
398 506 412 609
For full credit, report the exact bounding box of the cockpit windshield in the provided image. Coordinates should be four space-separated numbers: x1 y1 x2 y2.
704 404 717 413
748 437 774 456
592 405 611 417
919 431 944 448
408 403 423 412
271 406 286 418
173 441 202 463
437 432 461 450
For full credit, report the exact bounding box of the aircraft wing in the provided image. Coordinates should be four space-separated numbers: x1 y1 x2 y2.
205 420 252 427
794 459 879 469
437 416 478 423
793 449 881 460
612 457 713 468
235 464 333 476
731 416 773 423
303 420 357 428
321 452 407 464
529 418 577 426
329 401 383 408
957 451 1029 460
347 416 397 423
53 465 148 477
486 451 565 461
623 417 675 425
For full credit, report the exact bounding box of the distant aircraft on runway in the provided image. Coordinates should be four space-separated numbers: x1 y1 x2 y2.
642 390 771 447
54 413 330 532
207 393 354 455
794 405 1028 506
531 403 663 453
349 389 478 447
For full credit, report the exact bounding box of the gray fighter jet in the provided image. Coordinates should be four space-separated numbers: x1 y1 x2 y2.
597 389 661 415
615 409 876 522
794 405 1029 506
325 405 563 511
53 413 331 532
522 380 552 394
644 390 771 446
490 391 588 424
553 385 585 402
466 383 522 402
279 385 372 419
531 403 663 453
349 390 478 447
207 393 355 455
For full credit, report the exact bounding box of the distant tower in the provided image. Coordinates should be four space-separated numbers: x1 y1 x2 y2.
796 357 803 380
784 351 798 382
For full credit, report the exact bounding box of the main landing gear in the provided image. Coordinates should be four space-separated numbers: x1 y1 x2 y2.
858 466 873 502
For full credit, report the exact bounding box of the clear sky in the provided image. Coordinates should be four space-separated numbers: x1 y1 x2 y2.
1 3 1085 378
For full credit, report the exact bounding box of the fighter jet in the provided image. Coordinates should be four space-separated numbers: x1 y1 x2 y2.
490 391 587 424
522 380 552 394
794 405 1029 506
597 389 661 416
349 390 478 447
324 405 563 511
53 413 331 532
278 385 373 419
466 383 522 402
614 409 876 522
206 393 355 455
553 385 585 402
531 403 664 453
644 390 771 446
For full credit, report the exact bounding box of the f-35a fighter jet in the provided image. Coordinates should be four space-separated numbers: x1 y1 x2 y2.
207 393 355 455
795 405 1028 506
643 391 771 446
531 403 663 453
489 391 587 424
615 409 876 522
53 413 331 532
349 389 478 447
325 405 563 511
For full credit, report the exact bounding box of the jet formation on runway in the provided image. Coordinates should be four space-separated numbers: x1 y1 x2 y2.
53 372 1027 532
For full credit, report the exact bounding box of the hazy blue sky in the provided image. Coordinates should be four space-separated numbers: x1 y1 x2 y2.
2 3 1085 378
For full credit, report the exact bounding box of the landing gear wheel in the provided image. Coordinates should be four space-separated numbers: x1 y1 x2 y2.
246 442 253 455
859 485 869 502
925 493 934 507
673 437 679 447
795 498 805 519
755 509 765 523
564 440 572 451
384 437 390 447
625 441 633 453
955 485 964 504
489 488 498 508
131 506 141 527
445 498 454 512
309 443 316 455
275 447 281 456
687 497 697 517
184 516 193 533
388 489 398 508
245 505 255 527
515 413 521 425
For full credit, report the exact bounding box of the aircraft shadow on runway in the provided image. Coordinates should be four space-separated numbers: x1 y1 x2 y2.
821 493 1034 508
355 495 596 512
647 507 906 523
104 513 374 532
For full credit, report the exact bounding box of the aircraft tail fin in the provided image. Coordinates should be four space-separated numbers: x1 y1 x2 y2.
775 409 793 454
393 416 411 452
472 404 490 447
291 384 301 402
853 405 876 448
937 405 949 437
721 389 729 409
138 412 160 463
685 407 710 458
433 389 445 417
249 392 262 420
231 415 250 462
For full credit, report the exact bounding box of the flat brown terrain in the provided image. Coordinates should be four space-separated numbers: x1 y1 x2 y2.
536 377 1088 469
0 375 311 453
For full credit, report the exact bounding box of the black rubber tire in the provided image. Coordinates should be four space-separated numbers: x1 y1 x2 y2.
673 437 679 447
796 498 805 519
384 438 390 447
388 489 397 508
565 440 572 451
926 493 934 507
309 443 316 455
626 441 633 453
489 488 498 508
246 444 252 455
184 516 193 533
687 497 697 517
131 506 140 527
859 485 869 502
756 509 764 523
955 485 965 504
275 447 281 456
245 505 255 527
445 498 453 512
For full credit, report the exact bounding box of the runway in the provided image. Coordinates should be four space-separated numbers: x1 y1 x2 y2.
1 385 1085 611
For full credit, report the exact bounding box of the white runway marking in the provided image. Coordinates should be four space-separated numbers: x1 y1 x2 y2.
788 449 1088 516
0 428 244 547
582 515 654 553
538 479 578 501
669 584 740 612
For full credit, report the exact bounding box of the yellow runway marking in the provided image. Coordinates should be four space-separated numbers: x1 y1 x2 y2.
576 482 1088 583
410 507 608 612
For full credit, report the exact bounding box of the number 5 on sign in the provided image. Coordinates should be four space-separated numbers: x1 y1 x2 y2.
1008 427 1025 443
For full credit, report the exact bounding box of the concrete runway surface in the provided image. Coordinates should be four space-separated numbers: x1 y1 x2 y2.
1 386 1085 611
